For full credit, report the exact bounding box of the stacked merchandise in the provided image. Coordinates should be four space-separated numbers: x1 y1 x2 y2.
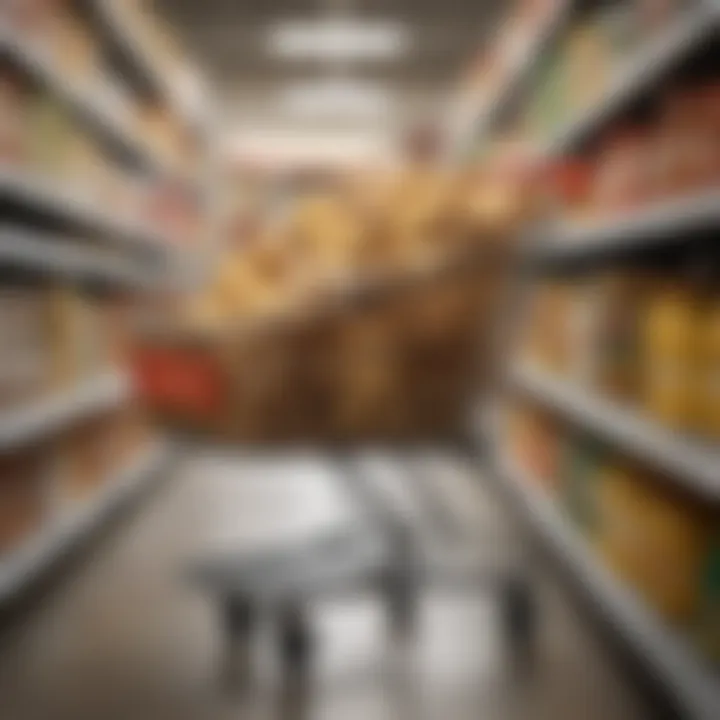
0 2 205 591
507 403 719 663
524 267 720 440
461 1 562 98
450 0 565 155
0 401 151 555
452 0 720 715
0 0 201 247
0 284 136 554
136 165 532 441
546 81 720 226
0 286 131 409
521 0 694 146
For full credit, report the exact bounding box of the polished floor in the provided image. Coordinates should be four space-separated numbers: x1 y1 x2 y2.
0 449 650 720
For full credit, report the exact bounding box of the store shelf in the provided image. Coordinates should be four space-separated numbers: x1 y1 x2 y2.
0 372 130 452
513 364 720 501
0 24 168 176
0 167 169 254
547 3 719 157
531 188 720 261
93 0 201 130
448 0 570 158
0 226 156 287
496 456 720 720
0 442 169 605
477 1 569 143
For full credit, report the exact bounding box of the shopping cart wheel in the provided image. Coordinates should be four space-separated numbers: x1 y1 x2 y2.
277 601 314 678
385 572 419 640
224 595 257 641
500 573 537 672
221 595 258 690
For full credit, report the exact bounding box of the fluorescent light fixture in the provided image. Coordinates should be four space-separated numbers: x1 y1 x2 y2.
279 80 392 118
268 19 408 60
225 129 396 168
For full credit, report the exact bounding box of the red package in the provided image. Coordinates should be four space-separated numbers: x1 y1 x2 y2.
593 129 650 214
133 347 227 419
546 159 593 218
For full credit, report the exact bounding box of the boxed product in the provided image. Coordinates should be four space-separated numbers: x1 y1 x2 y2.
560 434 604 537
564 277 601 388
527 281 573 373
637 0 692 38
54 418 115 505
593 128 653 213
133 341 231 433
694 270 720 441
0 287 54 410
105 300 134 371
509 405 563 488
695 533 720 663
113 401 150 463
596 3 640 68
528 50 566 143
0 68 28 165
640 278 699 431
543 159 594 221
593 271 652 402
564 24 611 117
52 13 96 83
596 463 716 623
0 451 48 553
26 93 73 179
48 286 100 389
101 407 141 473
64 134 104 200
0 0 55 40
654 87 719 199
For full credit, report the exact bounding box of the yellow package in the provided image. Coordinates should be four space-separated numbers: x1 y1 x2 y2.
641 282 700 431
637 486 712 622
49 285 82 389
694 530 720 663
595 463 710 622
695 294 720 440
595 462 647 584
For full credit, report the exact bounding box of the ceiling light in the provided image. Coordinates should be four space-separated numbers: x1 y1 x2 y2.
225 129 395 168
279 80 392 119
268 19 408 61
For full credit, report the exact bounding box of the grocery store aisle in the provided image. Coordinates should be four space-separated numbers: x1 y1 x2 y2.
0 450 650 720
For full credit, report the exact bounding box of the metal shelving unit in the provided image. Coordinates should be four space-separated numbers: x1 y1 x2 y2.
455 2 719 162
0 442 168 605
513 364 720 501
0 372 129 452
447 0 571 159
545 2 720 157
93 0 203 134
0 227 158 287
496 457 720 720
477 3 720 717
530 187 720 262
0 23 171 178
0 0 196 615
0 167 169 255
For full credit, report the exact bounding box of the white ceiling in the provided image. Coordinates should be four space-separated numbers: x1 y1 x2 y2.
154 0 502 159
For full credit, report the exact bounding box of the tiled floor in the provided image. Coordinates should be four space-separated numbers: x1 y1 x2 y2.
0 449 650 720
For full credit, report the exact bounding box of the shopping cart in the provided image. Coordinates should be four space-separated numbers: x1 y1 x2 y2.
191 444 537 684
143 238 533 684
